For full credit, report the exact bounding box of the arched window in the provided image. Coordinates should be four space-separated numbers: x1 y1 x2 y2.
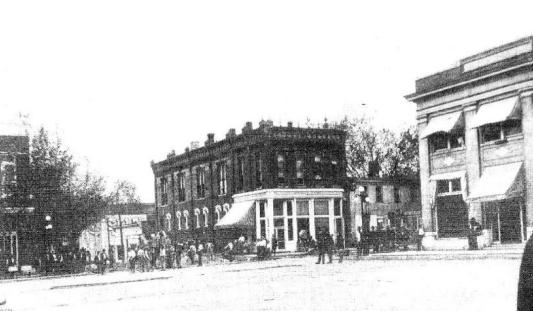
183 210 189 230
194 208 201 228
215 205 222 223
202 207 209 227
175 211 182 230
165 213 172 231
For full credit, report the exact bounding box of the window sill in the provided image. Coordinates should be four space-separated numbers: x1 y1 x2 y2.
430 146 465 156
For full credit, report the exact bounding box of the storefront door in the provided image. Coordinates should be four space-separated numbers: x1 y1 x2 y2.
499 198 522 243
436 195 468 238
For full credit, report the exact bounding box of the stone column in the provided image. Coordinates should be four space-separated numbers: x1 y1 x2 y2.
309 199 316 239
464 106 482 222
417 117 433 232
521 92 533 238
266 197 274 241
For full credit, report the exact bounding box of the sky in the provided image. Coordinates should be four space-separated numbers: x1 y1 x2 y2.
1 0 533 202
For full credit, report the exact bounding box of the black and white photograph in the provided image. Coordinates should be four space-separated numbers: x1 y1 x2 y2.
1 1 533 310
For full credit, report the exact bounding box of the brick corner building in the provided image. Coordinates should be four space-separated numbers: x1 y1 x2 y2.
151 120 348 251
406 36 533 249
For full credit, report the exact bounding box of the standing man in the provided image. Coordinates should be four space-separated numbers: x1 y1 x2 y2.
315 228 326 264
197 241 204 267
518 233 533 310
417 226 425 251
175 241 183 268
326 234 334 264
271 234 278 256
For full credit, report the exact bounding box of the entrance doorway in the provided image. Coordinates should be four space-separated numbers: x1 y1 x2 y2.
484 198 522 243
436 195 468 238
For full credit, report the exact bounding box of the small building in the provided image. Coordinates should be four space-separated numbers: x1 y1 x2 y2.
78 203 155 261
349 178 421 240
151 120 348 251
406 36 533 248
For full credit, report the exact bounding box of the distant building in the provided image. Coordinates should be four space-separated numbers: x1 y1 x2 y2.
406 36 533 248
151 120 348 251
349 177 421 240
78 203 155 261
0 121 33 267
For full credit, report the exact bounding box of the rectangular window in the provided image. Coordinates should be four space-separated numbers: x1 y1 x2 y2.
260 220 266 238
334 199 341 216
394 187 401 203
274 218 284 227
277 154 285 184
449 132 465 149
259 201 266 218
430 133 448 152
314 155 322 180
288 219 294 241
296 200 309 216
503 119 522 137
236 157 244 192
160 177 168 205
375 186 383 203
296 159 304 185
314 199 329 215
451 178 461 192
196 168 205 198
287 201 293 216
481 123 502 143
218 163 227 195
437 180 449 194
273 200 284 216
255 153 262 189
177 173 186 202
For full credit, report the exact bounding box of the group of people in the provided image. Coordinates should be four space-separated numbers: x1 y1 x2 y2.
356 224 416 256
315 228 346 264
127 232 215 273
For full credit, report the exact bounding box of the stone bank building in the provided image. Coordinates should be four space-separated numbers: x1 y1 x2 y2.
406 36 533 247
151 121 347 251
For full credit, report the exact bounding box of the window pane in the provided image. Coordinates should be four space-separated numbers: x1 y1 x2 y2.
296 201 309 216
503 119 522 137
314 199 329 215
449 132 464 149
273 200 284 216
334 199 341 216
287 201 293 216
315 218 329 235
274 218 284 227
376 186 383 203
430 133 448 151
481 123 501 142
451 179 461 192
260 220 266 238
437 180 449 194
288 219 294 241
259 201 265 218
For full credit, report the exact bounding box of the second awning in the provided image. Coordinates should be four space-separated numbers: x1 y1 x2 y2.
468 162 524 202
214 201 255 229
420 111 464 139
469 96 520 128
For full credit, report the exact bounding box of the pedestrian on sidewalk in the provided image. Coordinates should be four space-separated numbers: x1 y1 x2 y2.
417 227 425 251
197 241 204 267
271 234 278 256
336 234 346 263
517 233 533 311
326 234 334 264
175 242 183 268
128 247 136 273
315 228 326 264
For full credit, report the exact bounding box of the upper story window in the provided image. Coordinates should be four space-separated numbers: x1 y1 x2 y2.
429 131 464 153
480 119 522 144
160 177 168 205
236 157 244 192
217 162 227 195
277 154 285 184
177 173 186 202
296 159 304 185
393 186 401 203
196 167 206 198
314 155 322 180
375 185 383 203
437 178 461 195
255 153 263 189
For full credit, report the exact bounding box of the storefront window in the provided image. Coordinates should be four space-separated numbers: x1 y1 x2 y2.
437 180 449 194
451 179 461 192
287 201 293 216
314 199 329 215
297 201 309 216
260 220 266 238
334 199 341 216
259 201 266 218
274 200 284 216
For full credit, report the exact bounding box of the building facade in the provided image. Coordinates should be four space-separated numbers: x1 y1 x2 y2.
151 120 347 251
78 203 155 262
349 178 421 240
406 36 533 247
0 127 33 267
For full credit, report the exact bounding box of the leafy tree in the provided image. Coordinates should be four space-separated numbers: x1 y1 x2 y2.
340 116 419 179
